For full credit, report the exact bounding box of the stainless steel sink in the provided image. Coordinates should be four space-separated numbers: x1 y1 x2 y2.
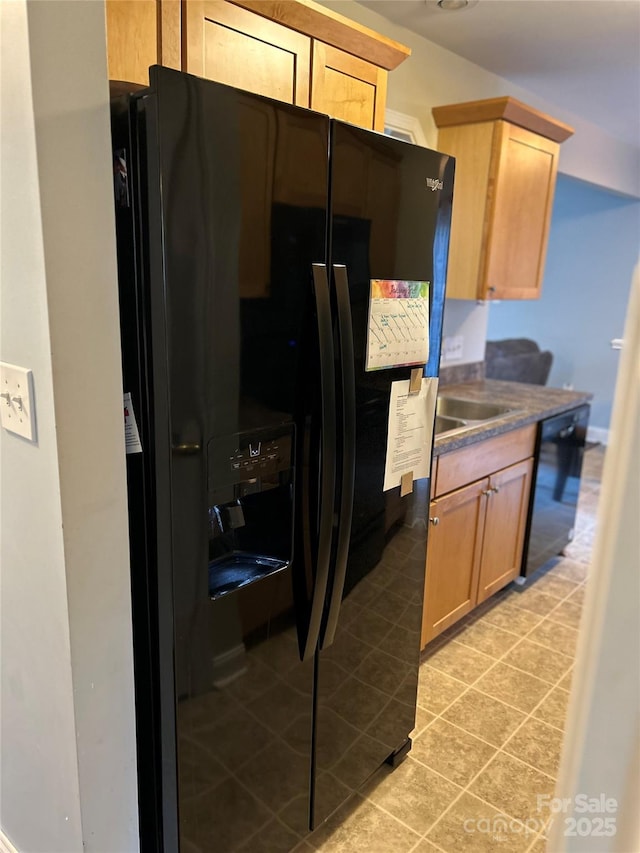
434 414 466 434
434 396 519 436
436 396 515 422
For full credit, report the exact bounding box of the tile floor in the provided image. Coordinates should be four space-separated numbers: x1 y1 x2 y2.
302 446 605 853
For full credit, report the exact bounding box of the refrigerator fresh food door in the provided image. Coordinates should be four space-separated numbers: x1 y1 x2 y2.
133 67 334 850
311 122 454 827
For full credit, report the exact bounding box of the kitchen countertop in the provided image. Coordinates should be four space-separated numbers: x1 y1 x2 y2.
433 379 593 456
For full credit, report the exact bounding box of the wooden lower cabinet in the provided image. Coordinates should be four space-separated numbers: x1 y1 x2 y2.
476 457 533 604
421 479 488 647
421 426 535 648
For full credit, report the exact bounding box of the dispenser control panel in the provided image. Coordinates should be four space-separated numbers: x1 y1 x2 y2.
208 423 294 494
228 436 289 478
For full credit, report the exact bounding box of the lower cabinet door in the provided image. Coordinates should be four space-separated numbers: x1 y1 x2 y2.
421 478 488 647
477 457 534 602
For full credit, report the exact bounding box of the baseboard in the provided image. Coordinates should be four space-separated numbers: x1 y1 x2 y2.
587 425 610 446
0 829 19 853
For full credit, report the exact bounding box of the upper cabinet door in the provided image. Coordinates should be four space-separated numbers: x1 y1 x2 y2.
311 43 386 131
433 97 573 301
483 123 559 300
183 0 311 105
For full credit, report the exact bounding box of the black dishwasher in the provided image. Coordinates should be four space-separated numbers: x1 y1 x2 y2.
521 405 591 577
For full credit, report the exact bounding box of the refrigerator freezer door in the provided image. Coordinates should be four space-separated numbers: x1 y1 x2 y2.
134 67 332 849
312 123 454 827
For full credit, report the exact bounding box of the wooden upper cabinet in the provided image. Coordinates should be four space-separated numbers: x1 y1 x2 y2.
105 0 409 131
183 1 311 105
311 42 387 131
433 97 574 301
105 0 181 85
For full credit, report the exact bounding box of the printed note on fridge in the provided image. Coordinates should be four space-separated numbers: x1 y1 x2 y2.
383 377 438 492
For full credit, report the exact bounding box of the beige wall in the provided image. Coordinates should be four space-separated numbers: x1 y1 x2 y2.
0 1 138 850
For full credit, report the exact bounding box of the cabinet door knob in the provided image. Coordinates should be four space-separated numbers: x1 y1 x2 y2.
481 489 492 497
429 516 440 526
492 485 500 494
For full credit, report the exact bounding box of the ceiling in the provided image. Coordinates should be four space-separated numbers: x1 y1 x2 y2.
357 0 640 146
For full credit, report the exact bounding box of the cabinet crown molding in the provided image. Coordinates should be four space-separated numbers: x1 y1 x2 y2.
228 0 411 69
432 96 574 144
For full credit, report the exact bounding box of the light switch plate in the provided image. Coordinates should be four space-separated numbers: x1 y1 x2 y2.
0 361 36 441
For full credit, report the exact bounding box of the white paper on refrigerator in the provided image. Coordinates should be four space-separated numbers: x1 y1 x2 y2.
383 377 438 491
124 391 143 454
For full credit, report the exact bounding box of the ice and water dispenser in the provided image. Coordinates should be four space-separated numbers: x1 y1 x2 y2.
207 423 295 599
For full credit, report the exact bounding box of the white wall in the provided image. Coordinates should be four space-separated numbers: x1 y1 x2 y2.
0 1 138 850
550 265 640 852
0 3 84 849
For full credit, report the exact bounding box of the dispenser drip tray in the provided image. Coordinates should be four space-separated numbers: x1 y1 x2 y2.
208 553 289 599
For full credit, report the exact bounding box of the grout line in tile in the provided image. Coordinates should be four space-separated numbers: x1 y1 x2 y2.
525 831 546 853
443 679 554 720
419 709 560 785
349 795 427 847
408 834 448 853
479 659 576 782
419 663 473 688
502 631 576 663
437 638 499 662
527 713 566 735
416 754 540 849
414 613 573 807
417 713 502 752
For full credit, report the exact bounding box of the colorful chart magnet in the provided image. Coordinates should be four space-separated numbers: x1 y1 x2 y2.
365 279 430 372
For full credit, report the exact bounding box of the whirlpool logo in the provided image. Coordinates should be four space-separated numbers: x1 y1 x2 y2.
426 177 443 191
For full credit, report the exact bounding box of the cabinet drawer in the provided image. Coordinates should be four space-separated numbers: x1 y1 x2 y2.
435 424 536 497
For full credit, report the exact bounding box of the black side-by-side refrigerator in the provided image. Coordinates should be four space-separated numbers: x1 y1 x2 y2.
110 66 454 852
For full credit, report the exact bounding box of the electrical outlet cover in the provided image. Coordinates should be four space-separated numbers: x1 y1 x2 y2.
0 361 36 441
